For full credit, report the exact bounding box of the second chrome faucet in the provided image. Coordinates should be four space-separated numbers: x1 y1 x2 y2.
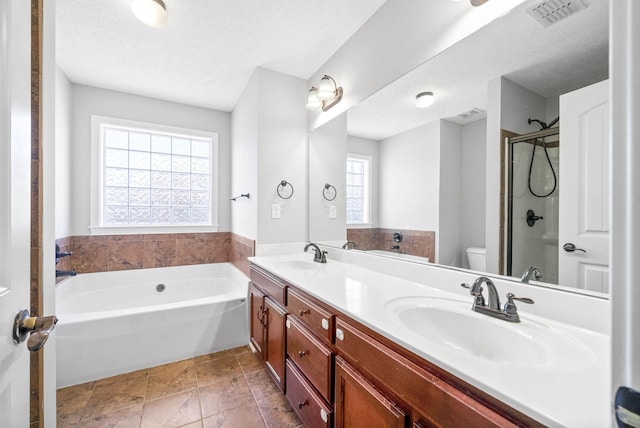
304 242 327 263
461 276 534 322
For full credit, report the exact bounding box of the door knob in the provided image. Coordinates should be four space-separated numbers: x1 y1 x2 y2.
13 309 58 352
563 242 586 253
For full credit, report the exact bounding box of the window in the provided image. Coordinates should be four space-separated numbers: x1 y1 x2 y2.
346 154 371 225
91 116 218 232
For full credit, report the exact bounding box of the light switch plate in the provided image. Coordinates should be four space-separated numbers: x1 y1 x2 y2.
329 205 337 218
271 204 281 219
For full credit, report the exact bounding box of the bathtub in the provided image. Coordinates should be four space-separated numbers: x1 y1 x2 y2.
55 263 249 388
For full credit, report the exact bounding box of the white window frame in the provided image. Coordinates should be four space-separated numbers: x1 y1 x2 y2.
346 153 372 227
89 115 219 235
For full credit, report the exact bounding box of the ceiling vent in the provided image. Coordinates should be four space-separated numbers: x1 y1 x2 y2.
526 0 588 27
457 108 485 119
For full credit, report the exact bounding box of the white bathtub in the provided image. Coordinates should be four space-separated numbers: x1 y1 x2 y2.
55 263 249 388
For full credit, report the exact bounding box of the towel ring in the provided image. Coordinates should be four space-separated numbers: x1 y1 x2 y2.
323 183 337 201
277 180 294 199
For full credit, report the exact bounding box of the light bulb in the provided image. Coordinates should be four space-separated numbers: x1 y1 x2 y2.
317 76 336 101
306 88 322 110
131 0 168 28
415 92 435 108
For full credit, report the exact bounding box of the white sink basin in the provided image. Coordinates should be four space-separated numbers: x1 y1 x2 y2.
384 297 595 369
273 260 319 271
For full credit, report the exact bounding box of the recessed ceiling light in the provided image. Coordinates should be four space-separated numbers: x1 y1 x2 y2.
131 0 168 28
415 92 435 108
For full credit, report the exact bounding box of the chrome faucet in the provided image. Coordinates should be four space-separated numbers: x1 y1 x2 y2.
342 241 357 250
304 243 327 263
461 276 534 322
521 266 543 283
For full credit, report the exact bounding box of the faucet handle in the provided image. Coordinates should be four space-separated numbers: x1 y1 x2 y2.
461 282 482 296
504 293 534 316
320 251 327 263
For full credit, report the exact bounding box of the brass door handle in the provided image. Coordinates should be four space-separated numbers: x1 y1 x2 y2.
13 309 58 352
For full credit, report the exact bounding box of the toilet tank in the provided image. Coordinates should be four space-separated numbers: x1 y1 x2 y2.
466 247 486 271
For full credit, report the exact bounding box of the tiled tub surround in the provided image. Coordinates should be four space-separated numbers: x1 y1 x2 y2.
56 263 250 388
249 250 610 427
56 346 303 428
55 232 255 277
346 228 435 261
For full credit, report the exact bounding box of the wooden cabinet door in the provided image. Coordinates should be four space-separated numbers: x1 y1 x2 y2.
249 284 266 357
334 356 406 428
265 297 287 391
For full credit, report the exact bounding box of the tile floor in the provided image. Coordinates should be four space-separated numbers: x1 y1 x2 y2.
56 346 303 428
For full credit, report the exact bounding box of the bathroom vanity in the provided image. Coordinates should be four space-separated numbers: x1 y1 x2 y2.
248 252 608 427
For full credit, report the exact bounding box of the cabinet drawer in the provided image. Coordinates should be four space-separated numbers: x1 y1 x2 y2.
286 360 332 428
287 289 334 342
335 318 518 428
250 266 287 306
286 317 333 402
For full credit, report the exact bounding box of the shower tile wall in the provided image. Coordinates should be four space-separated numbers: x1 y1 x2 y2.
56 232 255 277
347 228 435 261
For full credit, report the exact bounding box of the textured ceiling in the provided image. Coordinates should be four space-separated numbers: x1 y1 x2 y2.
56 0 388 111
347 0 609 140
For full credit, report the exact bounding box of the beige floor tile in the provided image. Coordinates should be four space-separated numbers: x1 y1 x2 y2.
147 358 197 401
141 389 201 428
235 350 265 373
194 349 236 364
202 401 266 428
82 371 148 419
244 369 280 401
77 404 143 428
178 420 204 428
199 375 253 418
256 391 302 428
57 381 95 422
195 355 243 387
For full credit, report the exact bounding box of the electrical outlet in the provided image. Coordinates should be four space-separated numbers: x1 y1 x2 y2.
329 205 337 218
271 204 281 219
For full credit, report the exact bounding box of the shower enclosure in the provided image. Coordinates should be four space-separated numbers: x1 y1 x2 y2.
505 126 560 284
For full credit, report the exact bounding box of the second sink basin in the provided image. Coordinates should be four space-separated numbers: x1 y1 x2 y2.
384 297 594 369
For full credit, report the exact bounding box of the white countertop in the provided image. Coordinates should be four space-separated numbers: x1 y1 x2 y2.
249 252 610 428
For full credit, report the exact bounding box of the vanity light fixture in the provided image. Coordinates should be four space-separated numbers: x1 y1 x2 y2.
415 91 435 108
131 0 168 28
306 75 343 112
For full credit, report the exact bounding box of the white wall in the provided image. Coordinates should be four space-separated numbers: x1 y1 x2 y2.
460 118 487 268
347 135 379 227
230 72 258 240
55 67 72 239
69 85 232 235
379 121 440 234
308 114 347 243
439 120 463 267
255 68 308 245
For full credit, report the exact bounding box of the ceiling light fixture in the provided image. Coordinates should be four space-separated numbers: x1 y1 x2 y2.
415 91 435 108
306 75 343 112
470 0 489 6
131 0 168 28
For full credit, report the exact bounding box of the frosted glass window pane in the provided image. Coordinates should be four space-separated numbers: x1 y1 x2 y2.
151 171 171 188
191 140 209 157
151 153 171 171
129 151 150 170
105 206 128 224
129 188 151 205
191 158 209 174
191 174 208 190
129 132 150 151
105 168 129 187
172 190 190 206
172 173 190 190
191 209 209 224
129 207 150 224
172 155 190 173
130 170 151 188
151 189 171 206
346 186 363 198
347 160 363 173
347 174 363 186
172 138 190 155
104 129 128 149
105 149 128 168
152 135 171 153
172 208 190 224
152 207 171 223
105 187 129 205
190 191 209 207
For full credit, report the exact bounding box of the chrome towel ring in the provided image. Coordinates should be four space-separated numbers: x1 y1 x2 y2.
277 180 294 199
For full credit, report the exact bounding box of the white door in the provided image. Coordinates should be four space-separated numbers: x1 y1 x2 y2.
0 0 35 426
558 79 610 292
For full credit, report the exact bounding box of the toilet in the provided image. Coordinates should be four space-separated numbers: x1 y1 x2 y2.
466 247 486 271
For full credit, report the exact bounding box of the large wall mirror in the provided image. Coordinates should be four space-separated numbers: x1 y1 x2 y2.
308 0 609 295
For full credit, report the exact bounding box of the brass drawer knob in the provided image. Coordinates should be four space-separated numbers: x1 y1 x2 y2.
298 400 308 409
299 309 310 316
298 350 306 358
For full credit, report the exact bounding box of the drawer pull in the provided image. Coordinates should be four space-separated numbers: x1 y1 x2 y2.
299 309 310 316
298 400 308 409
298 350 307 358
320 408 328 423
321 318 329 330
336 328 344 341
